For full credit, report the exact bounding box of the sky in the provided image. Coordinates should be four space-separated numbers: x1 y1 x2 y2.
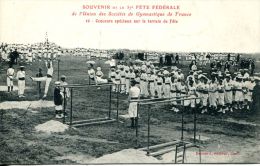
0 0 260 53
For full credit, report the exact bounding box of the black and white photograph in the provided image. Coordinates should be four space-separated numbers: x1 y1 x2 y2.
0 0 260 164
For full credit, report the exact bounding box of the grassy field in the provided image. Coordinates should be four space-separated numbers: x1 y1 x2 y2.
0 56 260 164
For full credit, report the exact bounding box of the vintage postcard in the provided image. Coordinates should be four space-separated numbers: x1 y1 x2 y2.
0 0 260 164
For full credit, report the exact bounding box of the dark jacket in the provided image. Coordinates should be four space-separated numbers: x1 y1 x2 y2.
54 87 63 105
252 83 260 113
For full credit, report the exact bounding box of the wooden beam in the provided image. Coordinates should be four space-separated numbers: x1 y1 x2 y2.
149 143 196 157
68 117 110 125
72 119 116 127
130 95 190 103
139 97 203 105
139 140 181 151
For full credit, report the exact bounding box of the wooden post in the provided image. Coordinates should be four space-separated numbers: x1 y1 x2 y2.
116 85 119 122
0 109 3 131
109 85 112 119
57 59 60 81
70 88 73 126
135 103 139 148
199 135 202 163
63 86 66 124
147 104 151 155
38 81 41 99
181 105 184 141
193 108 197 143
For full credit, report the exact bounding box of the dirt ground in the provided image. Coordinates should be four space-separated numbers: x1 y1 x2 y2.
0 57 260 164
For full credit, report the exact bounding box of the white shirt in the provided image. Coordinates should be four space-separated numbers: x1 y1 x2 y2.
110 71 116 79
202 84 209 92
191 65 197 71
244 73 250 79
224 81 233 91
110 59 116 67
17 70 25 79
46 61 53 76
245 81 256 91
7 68 15 76
96 71 104 77
125 72 131 79
149 74 157 82
164 77 171 84
140 73 147 81
234 82 243 90
129 86 140 98
60 81 70 97
156 77 163 84
88 69 95 78
129 72 136 79
120 70 126 78
188 86 196 95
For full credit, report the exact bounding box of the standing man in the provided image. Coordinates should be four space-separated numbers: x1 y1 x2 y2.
224 74 233 112
201 77 209 114
175 53 179 64
109 67 116 92
125 67 131 94
163 71 171 98
115 69 121 92
250 60 255 75
60 75 70 117
159 55 163 67
217 79 225 113
27 49 33 64
156 73 163 98
234 77 244 110
30 60 53 99
16 66 26 98
13 48 19 64
6 64 15 92
148 70 156 98
54 81 63 119
120 66 126 93
227 53 231 61
170 77 178 112
36 68 43 96
244 77 256 110
208 79 218 112
236 54 240 66
87 63 96 84
128 80 140 128
9 48 19 65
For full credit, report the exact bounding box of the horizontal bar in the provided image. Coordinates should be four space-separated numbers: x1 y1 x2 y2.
139 97 203 105
177 160 183 163
149 146 176 157
176 143 196 150
69 117 109 125
139 140 181 151
72 119 116 127
64 83 126 88
130 95 190 103
149 143 195 157
66 84 113 88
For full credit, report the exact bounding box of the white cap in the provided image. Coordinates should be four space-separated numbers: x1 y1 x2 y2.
55 81 61 85
163 70 169 75
124 66 130 71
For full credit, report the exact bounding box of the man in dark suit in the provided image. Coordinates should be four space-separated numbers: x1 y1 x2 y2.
9 48 19 65
36 68 43 96
252 79 260 114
